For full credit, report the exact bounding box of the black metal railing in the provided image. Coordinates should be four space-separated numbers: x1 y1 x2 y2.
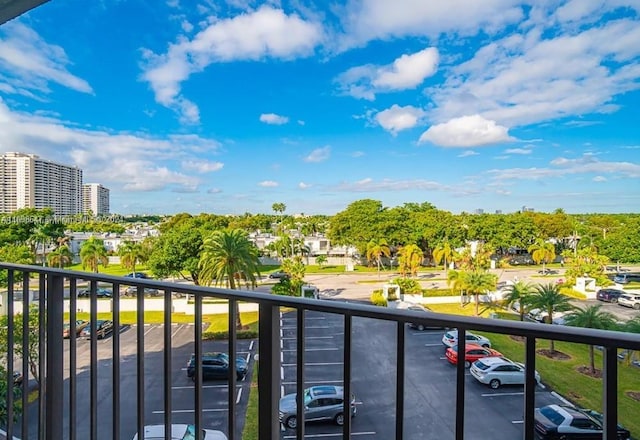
1 263 640 440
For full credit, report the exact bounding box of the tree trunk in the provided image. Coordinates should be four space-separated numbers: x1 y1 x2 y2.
475 293 480 316
589 345 595 374
229 276 243 330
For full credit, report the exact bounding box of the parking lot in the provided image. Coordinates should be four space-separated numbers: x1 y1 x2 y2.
279 309 570 440
50 324 256 440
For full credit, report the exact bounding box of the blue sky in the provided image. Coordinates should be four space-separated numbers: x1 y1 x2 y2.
0 0 639 216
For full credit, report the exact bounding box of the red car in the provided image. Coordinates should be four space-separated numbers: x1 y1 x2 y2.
445 344 503 368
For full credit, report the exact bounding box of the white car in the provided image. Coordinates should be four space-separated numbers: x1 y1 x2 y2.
132 424 227 440
442 329 491 348
618 293 640 310
470 357 541 389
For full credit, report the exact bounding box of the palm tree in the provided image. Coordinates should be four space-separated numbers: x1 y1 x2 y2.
623 317 640 366
118 241 144 275
199 229 261 329
564 305 618 374
432 241 453 272
502 281 536 321
315 254 327 269
80 237 109 273
530 283 574 352
272 202 286 235
447 269 465 297
366 238 391 277
29 225 51 266
462 270 498 317
47 245 73 269
528 239 556 273
397 244 423 277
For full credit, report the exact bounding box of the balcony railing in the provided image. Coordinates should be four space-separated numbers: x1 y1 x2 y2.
1 263 640 440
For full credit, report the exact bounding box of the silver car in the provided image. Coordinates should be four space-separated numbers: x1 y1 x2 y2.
279 385 356 429
470 357 540 389
442 329 491 348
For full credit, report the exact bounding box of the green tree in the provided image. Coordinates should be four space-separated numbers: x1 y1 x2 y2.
199 229 261 329
327 199 387 256
315 254 328 269
397 244 423 277
502 281 536 321
272 202 287 235
0 307 41 384
462 270 498 317
564 305 618 374
366 238 391 276
623 317 640 365
46 245 73 269
147 219 204 284
530 283 574 352
528 239 556 273
273 257 306 296
118 241 145 275
432 241 453 272
0 368 22 427
0 245 33 287
79 237 108 273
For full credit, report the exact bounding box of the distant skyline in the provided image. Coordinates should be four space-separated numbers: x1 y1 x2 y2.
0 1 639 215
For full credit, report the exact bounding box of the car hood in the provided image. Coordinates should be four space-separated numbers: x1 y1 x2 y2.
235 358 247 370
279 393 297 412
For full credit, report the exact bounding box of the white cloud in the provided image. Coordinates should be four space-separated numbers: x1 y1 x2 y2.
207 188 222 194
0 98 216 192
298 182 311 189
182 160 224 173
141 6 323 124
505 148 532 155
336 47 438 100
593 176 607 182
260 113 289 125
352 151 365 157
419 114 514 147
333 177 481 196
0 22 93 97
458 150 479 158
304 146 331 163
259 180 279 187
375 105 425 134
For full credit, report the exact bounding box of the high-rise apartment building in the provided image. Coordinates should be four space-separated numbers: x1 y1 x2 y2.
0 152 83 215
83 183 110 215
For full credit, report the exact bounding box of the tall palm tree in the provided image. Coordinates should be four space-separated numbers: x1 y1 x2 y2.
564 305 618 374
432 241 453 272
29 225 51 266
463 270 498 317
47 245 73 269
397 244 423 277
528 239 556 273
80 237 109 273
199 229 261 329
530 283 574 352
623 317 640 366
366 238 391 277
447 269 465 296
502 281 536 321
272 202 286 235
118 241 144 275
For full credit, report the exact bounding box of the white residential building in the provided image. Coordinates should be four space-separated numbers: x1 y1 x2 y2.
0 152 83 215
83 183 110 215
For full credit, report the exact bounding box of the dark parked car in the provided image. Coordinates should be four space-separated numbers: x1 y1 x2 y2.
613 273 640 284
534 404 630 440
279 385 356 429
186 352 248 381
596 288 625 303
13 371 23 386
124 272 150 279
269 271 289 280
80 319 114 339
123 286 160 296
63 319 89 338
78 287 112 298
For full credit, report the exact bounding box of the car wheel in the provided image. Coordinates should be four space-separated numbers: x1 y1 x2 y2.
417 324 425 331
634 303 640 310
489 379 501 389
611 298 617 303
481 344 490 348
464 360 471 368
286 416 297 429
334 413 345 426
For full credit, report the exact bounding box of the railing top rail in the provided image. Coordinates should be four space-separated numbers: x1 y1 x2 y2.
2 262 640 350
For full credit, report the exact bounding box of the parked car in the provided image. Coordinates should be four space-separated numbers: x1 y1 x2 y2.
78 287 112 298
613 273 640 284
442 329 491 348
596 288 625 303
406 304 445 330
278 385 356 429
63 319 89 338
470 357 540 389
508 255 534 265
186 352 248 381
526 309 571 325
534 404 630 440
269 270 289 280
132 424 227 440
445 344 502 368
617 293 640 310
13 371 23 386
80 319 114 339
124 272 150 279
123 286 160 296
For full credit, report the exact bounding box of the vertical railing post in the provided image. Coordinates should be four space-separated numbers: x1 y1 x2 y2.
258 303 281 440
46 273 64 440
523 336 536 440
603 347 618 440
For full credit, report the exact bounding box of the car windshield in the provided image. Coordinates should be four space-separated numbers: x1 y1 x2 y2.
303 389 313 405
473 360 490 370
182 424 197 440
539 407 565 425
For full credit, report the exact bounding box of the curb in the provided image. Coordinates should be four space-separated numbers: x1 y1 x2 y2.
551 391 574 407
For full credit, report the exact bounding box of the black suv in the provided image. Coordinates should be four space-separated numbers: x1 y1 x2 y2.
186 352 248 381
596 288 625 303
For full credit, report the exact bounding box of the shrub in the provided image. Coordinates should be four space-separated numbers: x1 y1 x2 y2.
203 329 258 340
392 277 422 295
370 290 387 307
422 288 457 297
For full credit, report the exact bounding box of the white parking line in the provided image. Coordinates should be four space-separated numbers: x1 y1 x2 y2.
481 392 525 397
282 336 334 340
512 420 524 424
152 408 227 414
281 317 326 321
282 326 332 330
282 348 339 352
283 362 343 367
249 340 254 351
171 325 184 338
283 432 376 438
425 343 445 347
236 388 242 404
282 380 343 385
144 326 155 336
171 384 243 390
